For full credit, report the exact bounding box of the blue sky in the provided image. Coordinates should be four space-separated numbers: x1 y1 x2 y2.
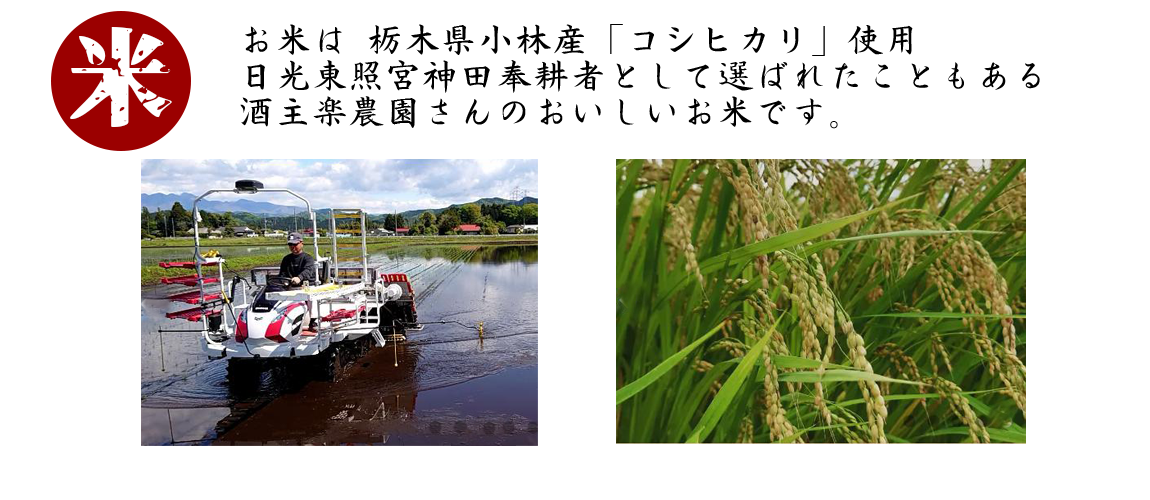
141 159 538 212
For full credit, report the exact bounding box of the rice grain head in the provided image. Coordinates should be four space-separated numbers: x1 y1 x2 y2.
841 310 888 443
931 376 991 443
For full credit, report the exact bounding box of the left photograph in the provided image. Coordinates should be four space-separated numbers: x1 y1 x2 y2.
141 159 539 445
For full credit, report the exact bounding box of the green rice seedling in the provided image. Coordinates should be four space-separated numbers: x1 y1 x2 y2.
616 159 1026 443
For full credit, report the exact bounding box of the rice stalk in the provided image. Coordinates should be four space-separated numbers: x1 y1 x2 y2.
617 159 1026 443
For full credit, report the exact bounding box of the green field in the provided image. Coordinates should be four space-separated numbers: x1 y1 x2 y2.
141 234 538 285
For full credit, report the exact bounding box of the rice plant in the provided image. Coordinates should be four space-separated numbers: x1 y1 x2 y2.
616 160 1025 443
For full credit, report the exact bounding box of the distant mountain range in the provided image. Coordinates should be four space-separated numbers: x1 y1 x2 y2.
396 196 537 220
141 193 538 218
140 193 304 215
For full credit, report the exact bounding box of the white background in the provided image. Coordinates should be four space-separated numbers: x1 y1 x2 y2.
2 0 1148 498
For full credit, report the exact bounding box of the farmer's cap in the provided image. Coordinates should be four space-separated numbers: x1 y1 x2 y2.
287 232 303 244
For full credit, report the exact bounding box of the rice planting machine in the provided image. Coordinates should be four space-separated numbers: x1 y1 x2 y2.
155 180 421 379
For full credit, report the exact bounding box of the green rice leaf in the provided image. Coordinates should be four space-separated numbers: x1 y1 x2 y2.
778 369 924 386
800 229 999 256
698 196 919 275
899 160 939 209
770 354 853 371
686 316 781 443
958 160 1026 229
920 426 1026 443
616 322 724 406
854 312 1026 320
963 393 993 417
832 389 1001 409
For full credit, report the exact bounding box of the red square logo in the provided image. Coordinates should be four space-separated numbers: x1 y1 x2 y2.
50 12 190 150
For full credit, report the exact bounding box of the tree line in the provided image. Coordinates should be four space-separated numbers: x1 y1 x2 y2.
399 202 538 235
142 202 538 238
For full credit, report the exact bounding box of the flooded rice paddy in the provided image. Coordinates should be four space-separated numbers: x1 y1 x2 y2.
141 244 538 445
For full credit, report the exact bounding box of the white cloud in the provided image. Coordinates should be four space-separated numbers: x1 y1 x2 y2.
141 159 538 212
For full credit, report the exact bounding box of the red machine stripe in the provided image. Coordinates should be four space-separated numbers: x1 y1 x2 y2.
320 309 354 322
158 261 218 269
235 311 248 342
320 305 364 323
384 273 413 293
167 290 221 304
160 274 220 286
265 303 304 343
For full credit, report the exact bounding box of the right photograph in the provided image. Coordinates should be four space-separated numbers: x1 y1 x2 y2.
616 160 1025 443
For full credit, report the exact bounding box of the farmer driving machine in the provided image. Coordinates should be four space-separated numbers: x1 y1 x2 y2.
156 180 422 382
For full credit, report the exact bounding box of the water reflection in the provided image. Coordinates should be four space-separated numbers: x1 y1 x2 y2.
214 343 422 445
370 244 537 269
142 407 231 445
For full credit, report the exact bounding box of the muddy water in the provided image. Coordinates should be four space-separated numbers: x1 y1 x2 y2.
141 244 538 445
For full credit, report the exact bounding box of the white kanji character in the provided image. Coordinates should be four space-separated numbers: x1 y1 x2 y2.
71 27 172 127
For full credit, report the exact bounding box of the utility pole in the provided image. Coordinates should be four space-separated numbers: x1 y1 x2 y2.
510 186 522 232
